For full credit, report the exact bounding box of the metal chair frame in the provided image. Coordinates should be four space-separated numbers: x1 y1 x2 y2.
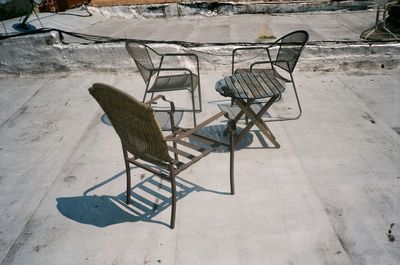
17 0 44 29
362 0 399 40
231 30 309 122
126 40 202 126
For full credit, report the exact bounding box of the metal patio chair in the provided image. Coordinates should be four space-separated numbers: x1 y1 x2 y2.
15 0 44 30
231 30 309 121
361 0 400 40
89 83 235 229
126 40 202 126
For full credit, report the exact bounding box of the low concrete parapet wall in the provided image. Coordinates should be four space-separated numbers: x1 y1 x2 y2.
89 1 374 18
1 32 399 76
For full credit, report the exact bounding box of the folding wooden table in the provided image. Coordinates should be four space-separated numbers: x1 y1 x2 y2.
215 72 285 148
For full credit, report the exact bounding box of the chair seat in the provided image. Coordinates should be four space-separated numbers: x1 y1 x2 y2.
149 74 199 93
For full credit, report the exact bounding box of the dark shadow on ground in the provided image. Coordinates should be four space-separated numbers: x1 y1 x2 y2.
191 124 253 152
12 23 37 32
57 168 230 228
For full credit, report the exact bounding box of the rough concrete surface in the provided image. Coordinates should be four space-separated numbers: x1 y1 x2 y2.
0 5 400 265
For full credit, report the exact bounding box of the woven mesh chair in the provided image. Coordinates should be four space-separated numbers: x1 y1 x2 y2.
89 83 235 229
231 30 309 121
126 40 202 126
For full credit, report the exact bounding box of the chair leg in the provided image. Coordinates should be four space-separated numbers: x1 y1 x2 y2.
33 9 44 28
142 82 151 102
291 80 302 120
197 84 202 112
191 90 197 127
123 149 131 204
169 166 177 229
228 120 236 195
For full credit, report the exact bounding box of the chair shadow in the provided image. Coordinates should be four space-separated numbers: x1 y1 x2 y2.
12 23 37 32
191 124 254 152
209 101 280 149
57 168 230 228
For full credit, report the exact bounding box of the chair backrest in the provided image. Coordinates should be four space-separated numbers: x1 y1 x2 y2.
125 41 155 84
89 83 172 166
273 30 309 73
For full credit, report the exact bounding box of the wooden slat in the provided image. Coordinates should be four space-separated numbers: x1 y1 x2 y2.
259 72 280 96
266 73 285 93
235 74 251 98
168 145 196 159
254 73 275 97
175 139 206 152
263 72 285 94
251 73 274 98
244 73 264 98
174 145 217 174
165 111 226 141
216 78 234 97
225 75 244 98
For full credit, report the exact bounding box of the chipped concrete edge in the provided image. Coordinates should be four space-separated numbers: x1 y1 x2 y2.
1 31 399 77
88 1 375 19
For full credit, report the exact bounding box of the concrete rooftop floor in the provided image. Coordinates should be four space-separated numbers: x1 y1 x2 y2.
1 6 400 265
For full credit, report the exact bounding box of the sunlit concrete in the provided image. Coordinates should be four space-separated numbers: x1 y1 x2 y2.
1 6 400 265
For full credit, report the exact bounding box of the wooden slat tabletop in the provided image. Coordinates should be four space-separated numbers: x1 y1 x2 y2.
215 72 285 99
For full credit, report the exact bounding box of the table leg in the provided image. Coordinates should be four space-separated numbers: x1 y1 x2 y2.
223 99 255 136
235 96 280 148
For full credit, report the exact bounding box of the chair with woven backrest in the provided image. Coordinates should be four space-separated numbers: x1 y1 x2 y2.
231 30 309 121
126 40 202 126
89 83 235 229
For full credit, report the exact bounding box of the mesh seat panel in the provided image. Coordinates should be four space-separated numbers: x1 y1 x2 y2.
149 74 199 93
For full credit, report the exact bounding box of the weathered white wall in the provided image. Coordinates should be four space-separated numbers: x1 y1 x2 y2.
89 1 373 19
1 32 399 76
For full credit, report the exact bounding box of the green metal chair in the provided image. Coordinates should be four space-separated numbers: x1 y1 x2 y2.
126 40 202 126
231 30 309 121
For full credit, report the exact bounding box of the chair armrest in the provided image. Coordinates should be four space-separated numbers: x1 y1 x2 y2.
160 53 200 75
165 111 227 141
232 46 272 54
145 95 177 130
232 46 273 74
154 67 195 76
250 60 290 71
145 95 175 110
162 53 199 62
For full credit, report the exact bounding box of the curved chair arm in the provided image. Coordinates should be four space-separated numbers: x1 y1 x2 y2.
250 60 289 70
232 46 272 74
161 53 199 63
160 53 200 77
145 94 176 112
153 67 196 80
145 95 178 131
